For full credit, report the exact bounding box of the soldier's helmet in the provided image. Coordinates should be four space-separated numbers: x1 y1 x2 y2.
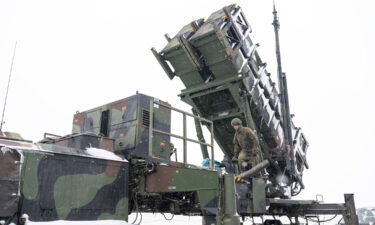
231 118 242 126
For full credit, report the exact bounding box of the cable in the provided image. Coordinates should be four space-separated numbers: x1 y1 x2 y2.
137 211 143 225
292 184 303 196
130 210 138 224
161 212 175 221
131 196 139 224
306 215 338 223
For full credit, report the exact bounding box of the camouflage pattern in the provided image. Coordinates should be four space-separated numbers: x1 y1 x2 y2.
72 93 172 160
0 147 21 218
0 137 129 223
233 126 262 176
0 93 215 224
144 163 220 217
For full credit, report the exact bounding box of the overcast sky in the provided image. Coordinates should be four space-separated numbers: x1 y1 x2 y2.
1 0 374 223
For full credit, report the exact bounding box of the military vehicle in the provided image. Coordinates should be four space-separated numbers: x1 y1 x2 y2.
0 4 359 225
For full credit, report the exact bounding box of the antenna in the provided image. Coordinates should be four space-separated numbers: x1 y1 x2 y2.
0 41 17 131
272 2 294 168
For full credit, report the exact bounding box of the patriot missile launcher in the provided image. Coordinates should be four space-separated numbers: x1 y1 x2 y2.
152 3 307 198
0 3 359 225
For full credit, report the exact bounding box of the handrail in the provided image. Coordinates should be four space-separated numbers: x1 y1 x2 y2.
149 100 215 168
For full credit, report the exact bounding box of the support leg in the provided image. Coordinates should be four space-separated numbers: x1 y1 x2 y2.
202 215 216 225
343 194 359 225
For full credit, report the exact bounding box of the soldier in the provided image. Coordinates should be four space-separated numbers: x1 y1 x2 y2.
231 118 262 177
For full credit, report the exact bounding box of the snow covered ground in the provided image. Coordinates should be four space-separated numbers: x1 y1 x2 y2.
129 214 202 225
27 221 129 225
22 214 202 225
12 214 202 225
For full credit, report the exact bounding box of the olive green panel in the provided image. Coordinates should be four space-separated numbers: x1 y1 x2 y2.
97 197 128 221
21 152 44 200
112 124 137 153
84 108 102 131
72 124 82 134
110 109 124 126
163 49 203 87
193 34 227 61
164 50 194 75
222 174 241 225
179 71 204 88
151 135 174 159
150 104 172 160
91 127 100 134
54 173 116 219
192 35 238 79
251 178 266 214
169 168 219 192
153 105 171 128
146 165 219 192
110 100 138 125
197 189 219 210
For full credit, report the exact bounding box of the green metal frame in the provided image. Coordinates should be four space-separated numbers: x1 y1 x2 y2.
148 100 215 168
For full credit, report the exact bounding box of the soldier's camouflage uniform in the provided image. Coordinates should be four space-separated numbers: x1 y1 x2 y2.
233 126 262 177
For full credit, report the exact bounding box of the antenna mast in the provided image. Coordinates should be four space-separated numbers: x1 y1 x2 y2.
0 41 17 131
272 2 294 167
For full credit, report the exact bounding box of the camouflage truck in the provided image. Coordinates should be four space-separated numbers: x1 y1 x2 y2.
0 131 129 224
0 92 359 225
0 4 360 225
0 93 236 225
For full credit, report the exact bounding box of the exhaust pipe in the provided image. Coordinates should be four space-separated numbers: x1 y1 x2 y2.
237 159 270 179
